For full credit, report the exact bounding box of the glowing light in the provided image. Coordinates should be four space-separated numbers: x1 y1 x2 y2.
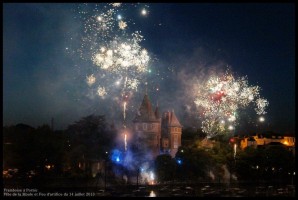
177 159 182 165
259 116 265 122
97 16 102 21
150 171 154 180
149 190 156 197
117 14 122 20
45 165 51 170
141 8 147 16
228 125 234 130
111 149 122 163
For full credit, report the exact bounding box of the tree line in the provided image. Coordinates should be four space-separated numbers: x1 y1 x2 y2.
3 115 295 185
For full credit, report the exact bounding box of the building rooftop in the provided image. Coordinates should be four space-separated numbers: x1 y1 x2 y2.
133 94 159 122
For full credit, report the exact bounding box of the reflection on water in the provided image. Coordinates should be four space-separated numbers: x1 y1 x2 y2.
149 190 156 197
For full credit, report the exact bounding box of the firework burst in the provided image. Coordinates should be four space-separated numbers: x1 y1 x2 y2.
74 3 151 102
194 70 269 138
86 74 96 86
68 3 156 124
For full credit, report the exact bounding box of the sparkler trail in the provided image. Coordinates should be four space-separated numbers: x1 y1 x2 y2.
124 133 127 151
123 101 127 122
234 143 237 159
194 69 269 138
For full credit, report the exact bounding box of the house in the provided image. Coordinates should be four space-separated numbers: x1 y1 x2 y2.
239 132 295 154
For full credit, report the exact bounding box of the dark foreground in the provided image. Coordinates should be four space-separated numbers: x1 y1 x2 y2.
3 178 296 197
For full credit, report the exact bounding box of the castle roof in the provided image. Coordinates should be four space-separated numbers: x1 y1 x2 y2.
133 94 159 122
163 110 182 127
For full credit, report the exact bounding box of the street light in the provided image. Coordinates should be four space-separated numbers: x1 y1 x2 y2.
104 151 108 190
256 165 259 184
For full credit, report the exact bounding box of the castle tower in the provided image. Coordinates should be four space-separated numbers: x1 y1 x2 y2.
161 110 182 157
132 93 161 160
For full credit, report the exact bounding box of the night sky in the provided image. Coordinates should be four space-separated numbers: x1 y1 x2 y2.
3 3 295 134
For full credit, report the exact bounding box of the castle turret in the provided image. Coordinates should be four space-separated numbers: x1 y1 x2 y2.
161 110 182 157
132 93 161 160
132 94 182 160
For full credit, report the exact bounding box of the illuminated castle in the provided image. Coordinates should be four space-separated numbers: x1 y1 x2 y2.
132 93 182 160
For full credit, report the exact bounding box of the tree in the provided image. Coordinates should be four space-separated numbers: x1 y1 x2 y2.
175 146 213 181
181 127 205 146
208 141 233 183
3 124 66 178
232 144 295 184
3 124 36 176
65 115 117 176
155 154 176 183
261 144 294 183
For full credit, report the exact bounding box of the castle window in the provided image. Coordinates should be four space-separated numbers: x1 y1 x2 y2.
173 134 178 148
143 123 147 130
151 124 155 129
